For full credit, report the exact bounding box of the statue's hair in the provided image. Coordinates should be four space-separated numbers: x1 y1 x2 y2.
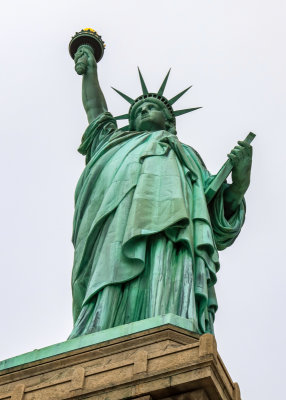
129 98 177 135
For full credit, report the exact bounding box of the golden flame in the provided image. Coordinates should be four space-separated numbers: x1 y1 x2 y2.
83 28 95 32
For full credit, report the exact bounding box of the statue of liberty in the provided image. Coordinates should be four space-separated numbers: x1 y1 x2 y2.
68 30 253 339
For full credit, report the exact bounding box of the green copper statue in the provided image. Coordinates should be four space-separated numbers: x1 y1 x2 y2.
68 31 253 339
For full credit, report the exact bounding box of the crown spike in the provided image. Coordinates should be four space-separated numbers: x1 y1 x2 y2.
158 68 171 96
137 67 148 95
173 107 202 117
111 87 134 104
169 86 192 106
114 114 129 120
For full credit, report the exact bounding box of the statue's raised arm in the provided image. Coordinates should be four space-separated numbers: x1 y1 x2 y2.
74 45 108 124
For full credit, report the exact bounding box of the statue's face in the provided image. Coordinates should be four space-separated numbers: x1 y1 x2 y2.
133 101 166 131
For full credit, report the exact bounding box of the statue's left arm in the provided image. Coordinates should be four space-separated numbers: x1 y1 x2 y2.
205 139 252 250
183 140 252 250
223 140 253 219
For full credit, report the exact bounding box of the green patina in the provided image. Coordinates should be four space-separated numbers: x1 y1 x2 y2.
0 31 254 373
67 36 253 340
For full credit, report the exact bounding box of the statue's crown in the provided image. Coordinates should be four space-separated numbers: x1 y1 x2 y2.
113 68 201 130
69 28 106 62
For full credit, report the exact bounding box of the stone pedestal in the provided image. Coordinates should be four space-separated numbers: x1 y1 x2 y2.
0 314 241 400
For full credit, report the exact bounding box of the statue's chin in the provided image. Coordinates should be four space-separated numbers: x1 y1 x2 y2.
136 120 164 132
75 62 87 75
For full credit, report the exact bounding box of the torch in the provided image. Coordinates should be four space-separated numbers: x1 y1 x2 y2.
69 28 105 74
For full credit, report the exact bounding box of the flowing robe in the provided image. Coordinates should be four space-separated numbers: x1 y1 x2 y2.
69 112 245 339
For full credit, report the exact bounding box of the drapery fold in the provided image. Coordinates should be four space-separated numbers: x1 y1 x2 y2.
70 112 245 338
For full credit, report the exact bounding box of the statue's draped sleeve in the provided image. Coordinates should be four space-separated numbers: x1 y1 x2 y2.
207 183 246 250
77 112 118 164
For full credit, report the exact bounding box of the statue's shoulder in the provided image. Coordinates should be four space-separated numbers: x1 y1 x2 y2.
181 142 207 169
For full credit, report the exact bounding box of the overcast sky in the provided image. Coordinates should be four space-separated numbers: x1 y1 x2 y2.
0 1 285 399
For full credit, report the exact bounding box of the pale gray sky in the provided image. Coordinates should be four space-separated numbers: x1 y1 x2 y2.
0 1 285 398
